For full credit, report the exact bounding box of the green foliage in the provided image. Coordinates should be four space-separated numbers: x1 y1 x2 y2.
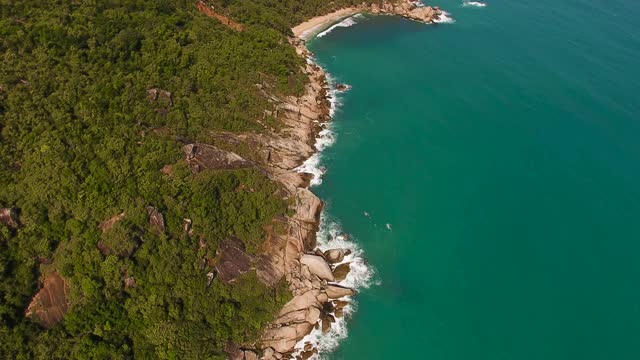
0 0 322 357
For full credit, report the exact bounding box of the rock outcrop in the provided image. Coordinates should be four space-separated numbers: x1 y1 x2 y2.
371 0 443 24
183 143 252 173
323 249 345 263
196 1 244 31
0 208 19 228
333 262 351 282
145 206 166 233
254 3 445 355
300 254 334 281
98 212 125 232
215 236 253 283
25 272 70 328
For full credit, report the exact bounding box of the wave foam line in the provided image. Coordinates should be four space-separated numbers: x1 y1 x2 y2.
463 1 487 7
434 10 455 23
294 62 343 186
316 14 364 38
293 215 375 359
293 47 373 359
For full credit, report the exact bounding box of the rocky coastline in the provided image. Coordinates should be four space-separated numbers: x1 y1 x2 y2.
230 2 444 359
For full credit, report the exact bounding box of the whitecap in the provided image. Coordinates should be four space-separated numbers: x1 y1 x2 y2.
294 63 342 186
317 14 365 38
434 11 456 23
463 1 487 7
292 215 375 358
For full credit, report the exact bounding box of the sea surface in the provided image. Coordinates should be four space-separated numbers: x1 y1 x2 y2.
304 0 640 359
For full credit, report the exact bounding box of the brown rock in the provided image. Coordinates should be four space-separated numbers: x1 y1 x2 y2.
333 262 351 282
244 350 259 360
300 349 318 360
98 212 125 232
279 290 321 316
124 277 136 289
0 208 19 228
262 322 313 353
25 272 69 328
183 143 251 173
323 249 345 263
333 300 350 310
215 236 253 283
147 88 172 105
325 284 356 299
145 206 166 233
300 255 334 281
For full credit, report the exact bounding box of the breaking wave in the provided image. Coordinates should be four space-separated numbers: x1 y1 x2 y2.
294 68 342 186
463 1 487 7
434 11 456 23
317 14 365 38
293 44 374 359
293 215 376 358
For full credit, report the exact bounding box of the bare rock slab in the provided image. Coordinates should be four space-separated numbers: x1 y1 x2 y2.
300 254 334 281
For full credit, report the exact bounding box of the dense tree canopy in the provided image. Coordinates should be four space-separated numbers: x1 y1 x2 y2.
0 0 381 358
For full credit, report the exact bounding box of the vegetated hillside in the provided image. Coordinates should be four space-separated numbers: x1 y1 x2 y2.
0 0 378 358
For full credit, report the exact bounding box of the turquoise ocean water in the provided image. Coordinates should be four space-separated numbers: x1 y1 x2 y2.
305 0 640 359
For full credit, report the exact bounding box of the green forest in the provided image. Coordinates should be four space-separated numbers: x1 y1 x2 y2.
0 0 378 358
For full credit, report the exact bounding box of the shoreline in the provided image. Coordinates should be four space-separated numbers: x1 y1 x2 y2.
292 7 362 40
247 2 446 359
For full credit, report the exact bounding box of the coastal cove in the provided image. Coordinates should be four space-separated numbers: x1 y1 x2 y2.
297 0 640 359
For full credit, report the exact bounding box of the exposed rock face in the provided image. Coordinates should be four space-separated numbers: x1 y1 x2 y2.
183 143 252 173
0 208 19 228
146 88 173 105
323 248 345 263
333 262 351 282
325 284 356 299
98 212 125 232
215 236 253 283
25 272 69 328
124 276 137 289
369 0 443 23
300 254 334 281
145 206 166 233
196 1 244 31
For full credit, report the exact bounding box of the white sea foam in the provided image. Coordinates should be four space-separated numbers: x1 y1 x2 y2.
316 14 365 38
463 1 487 7
294 68 342 186
292 215 376 359
434 11 456 23
292 47 375 359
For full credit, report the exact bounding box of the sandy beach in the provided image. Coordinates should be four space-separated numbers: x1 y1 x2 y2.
292 7 362 39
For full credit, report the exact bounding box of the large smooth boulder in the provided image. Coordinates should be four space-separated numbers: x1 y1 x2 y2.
323 249 345 263
279 290 321 316
262 322 313 353
300 255 334 281
333 263 351 282
325 284 355 299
